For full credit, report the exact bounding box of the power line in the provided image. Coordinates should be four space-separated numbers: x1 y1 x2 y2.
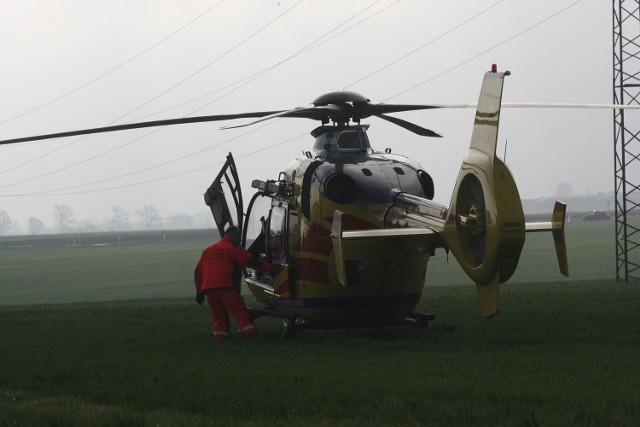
110 0 305 125
100 0 590 196
0 0 94 40
0 0 302 179
0 1 513 195
0 0 390 189
185 0 396 116
346 0 506 88
129 0 392 122
385 0 586 102
3 121 276 194
0 127 164 190
0 0 226 127
0 130 307 197
0 0 227 178
0 1 588 197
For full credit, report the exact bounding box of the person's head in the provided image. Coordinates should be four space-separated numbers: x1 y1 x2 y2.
224 226 241 246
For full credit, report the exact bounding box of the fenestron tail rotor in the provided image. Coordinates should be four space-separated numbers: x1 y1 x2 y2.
443 69 526 319
458 174 487 267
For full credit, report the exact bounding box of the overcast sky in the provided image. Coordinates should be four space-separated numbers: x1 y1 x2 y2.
0 0 620 230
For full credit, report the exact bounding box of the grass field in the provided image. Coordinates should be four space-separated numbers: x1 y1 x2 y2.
0 229 214 306
0 218 617 305
2 220 640 426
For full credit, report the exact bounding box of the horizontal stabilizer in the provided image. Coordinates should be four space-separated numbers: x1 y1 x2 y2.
525 201 569 276
342 228 438 239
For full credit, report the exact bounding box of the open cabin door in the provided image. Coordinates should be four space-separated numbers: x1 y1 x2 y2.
204 153 244 237
267 205 288 265
266 203 291 298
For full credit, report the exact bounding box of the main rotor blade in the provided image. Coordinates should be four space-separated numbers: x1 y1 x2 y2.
357 103 441 118
221 104 349 129
0 111 284 146
220 106 314 129
501 102 640 110
375 114 442 138
417 103 640 110
6 100 633 147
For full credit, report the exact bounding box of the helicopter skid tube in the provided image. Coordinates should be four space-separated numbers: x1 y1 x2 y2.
247 307 311 340
248 307 435 338
247 307 297 322
403 313 437 328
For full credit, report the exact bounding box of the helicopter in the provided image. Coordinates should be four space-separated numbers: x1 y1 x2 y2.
0 65 569 338
203 65 568 337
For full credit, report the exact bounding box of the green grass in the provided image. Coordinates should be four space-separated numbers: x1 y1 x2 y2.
0 220 617 306
0 240 203 305
1 281 639 426
1 221 639 425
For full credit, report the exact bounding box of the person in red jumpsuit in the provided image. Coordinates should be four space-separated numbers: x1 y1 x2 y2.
194 226 272 340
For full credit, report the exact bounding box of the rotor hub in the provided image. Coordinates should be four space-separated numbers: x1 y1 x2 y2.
312 91 370 106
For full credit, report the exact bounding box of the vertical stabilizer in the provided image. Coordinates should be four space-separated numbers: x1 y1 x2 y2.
469 67 510 156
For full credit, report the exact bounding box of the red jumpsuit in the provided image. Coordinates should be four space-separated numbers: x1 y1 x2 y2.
195 236 270 340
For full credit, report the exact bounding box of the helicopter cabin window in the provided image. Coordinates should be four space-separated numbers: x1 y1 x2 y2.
268 206 287 264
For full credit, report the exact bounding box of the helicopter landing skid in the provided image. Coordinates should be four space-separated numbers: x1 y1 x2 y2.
247 308 310 340
402 313 436 328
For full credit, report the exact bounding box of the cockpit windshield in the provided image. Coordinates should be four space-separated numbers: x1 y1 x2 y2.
336 131 362 151
312 126 372 155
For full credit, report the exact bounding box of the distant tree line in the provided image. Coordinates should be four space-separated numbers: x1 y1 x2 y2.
521 192 615 215
0 204 214 236
1 192 618 236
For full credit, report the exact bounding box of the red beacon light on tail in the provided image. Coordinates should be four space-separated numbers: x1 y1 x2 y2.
491 63 498 73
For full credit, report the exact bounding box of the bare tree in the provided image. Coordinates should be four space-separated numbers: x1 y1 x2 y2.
0 210 13 235
27 217 45 235
110 206 130 232
166 213 194 230
193 212 214 229
556 182 574 198
136 205 161 229
53 204 75 232
77 219 98 232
